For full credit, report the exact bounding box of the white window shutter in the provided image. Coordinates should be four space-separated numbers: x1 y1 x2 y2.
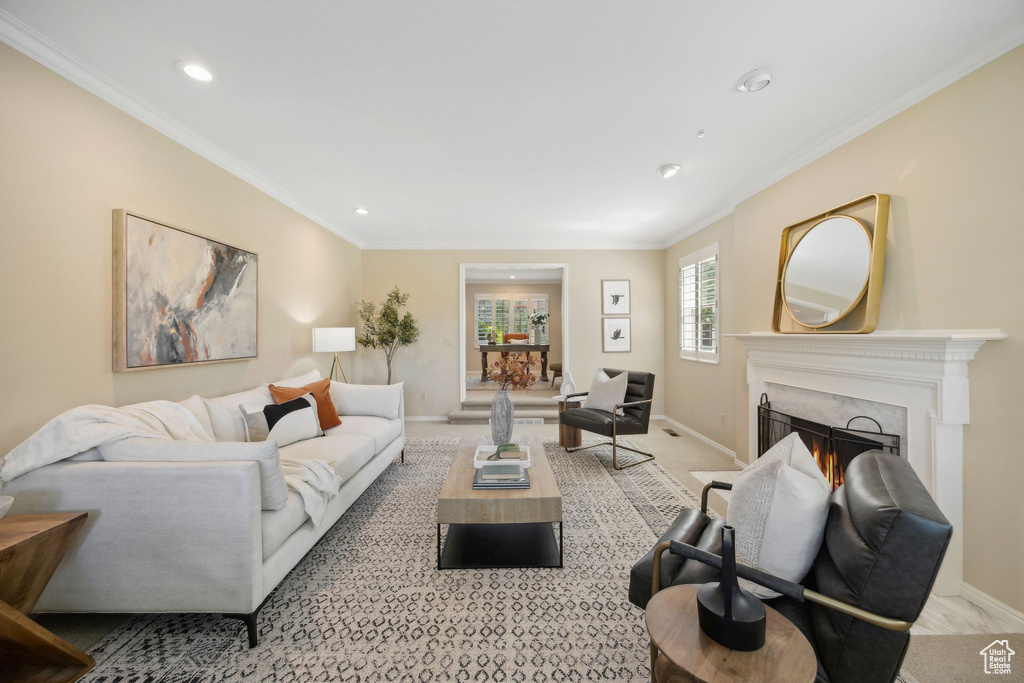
679 243 719 363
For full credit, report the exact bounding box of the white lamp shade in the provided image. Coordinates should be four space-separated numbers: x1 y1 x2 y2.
312 327 356 353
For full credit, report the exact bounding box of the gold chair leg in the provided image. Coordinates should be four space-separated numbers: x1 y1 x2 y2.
564 435 654 470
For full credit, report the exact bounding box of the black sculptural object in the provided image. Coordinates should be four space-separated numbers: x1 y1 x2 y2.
694 526 766 651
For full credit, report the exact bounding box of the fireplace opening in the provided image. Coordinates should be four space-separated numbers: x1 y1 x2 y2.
757 393 901 489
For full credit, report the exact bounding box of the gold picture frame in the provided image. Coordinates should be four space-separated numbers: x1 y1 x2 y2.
771 194 889 334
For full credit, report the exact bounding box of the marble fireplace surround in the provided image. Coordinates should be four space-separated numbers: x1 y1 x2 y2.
728 330 1006 596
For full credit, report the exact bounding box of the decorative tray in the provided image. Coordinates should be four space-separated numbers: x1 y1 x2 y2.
473 445 531 469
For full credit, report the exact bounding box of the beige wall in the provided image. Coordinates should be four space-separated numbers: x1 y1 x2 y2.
663 46 1024 611
0 43 362 455
464 282 562 373
361 250 664 415
663 214 737 451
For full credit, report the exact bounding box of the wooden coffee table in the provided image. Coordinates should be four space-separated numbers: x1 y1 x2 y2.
646 585 816 683
437 436 563 569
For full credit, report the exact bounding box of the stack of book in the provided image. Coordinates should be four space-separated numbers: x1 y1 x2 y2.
473 462 530 490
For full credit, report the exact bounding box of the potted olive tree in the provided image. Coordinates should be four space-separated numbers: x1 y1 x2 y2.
356 287 420 384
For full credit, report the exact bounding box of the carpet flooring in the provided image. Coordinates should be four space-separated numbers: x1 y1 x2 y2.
465 378 557 392
79 437 705 682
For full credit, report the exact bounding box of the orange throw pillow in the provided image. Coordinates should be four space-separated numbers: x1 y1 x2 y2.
268 378 341 430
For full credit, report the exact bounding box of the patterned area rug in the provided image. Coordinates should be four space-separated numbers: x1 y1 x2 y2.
81 437 705 682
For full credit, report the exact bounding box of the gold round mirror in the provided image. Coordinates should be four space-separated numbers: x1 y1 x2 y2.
782 215 871 328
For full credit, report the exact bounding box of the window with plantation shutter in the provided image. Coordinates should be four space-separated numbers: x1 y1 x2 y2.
679 243 719 363
474 293 549 347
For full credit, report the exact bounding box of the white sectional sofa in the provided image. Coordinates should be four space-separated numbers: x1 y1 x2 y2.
0 370 404 646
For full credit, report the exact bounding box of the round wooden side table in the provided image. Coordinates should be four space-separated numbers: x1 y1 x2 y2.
646 585 816 683
553 397 582 448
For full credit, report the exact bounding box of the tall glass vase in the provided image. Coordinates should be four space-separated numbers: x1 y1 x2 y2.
560 371 576 398
490 389 514 444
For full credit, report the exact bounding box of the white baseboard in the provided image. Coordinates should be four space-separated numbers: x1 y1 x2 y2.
961 582 1024 631
404 416 449 423
654 415 745 468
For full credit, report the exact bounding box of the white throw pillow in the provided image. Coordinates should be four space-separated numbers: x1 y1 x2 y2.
241 393 322 448
204 386 274 442
726 432 831 598
583 370 627 416
177 395 215 439
330 381 404 420
98 437 288 511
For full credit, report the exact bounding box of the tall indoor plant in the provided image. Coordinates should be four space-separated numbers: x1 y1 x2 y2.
356 287 420 384
486 355 537 444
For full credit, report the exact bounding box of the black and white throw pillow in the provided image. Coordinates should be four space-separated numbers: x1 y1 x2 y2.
241 393 322 447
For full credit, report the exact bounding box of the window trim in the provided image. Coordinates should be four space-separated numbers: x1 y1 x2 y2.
679 243 720 364
474 293 549 348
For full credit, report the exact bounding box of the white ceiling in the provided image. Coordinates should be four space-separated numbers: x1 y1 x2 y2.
2 1 1023 250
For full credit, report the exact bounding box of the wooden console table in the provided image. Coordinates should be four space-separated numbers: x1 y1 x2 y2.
0 512 94 682
479 343 551 382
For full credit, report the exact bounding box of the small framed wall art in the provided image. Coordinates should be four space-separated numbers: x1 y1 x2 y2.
113 210 259 372
602 317 631 353
602 279 630 315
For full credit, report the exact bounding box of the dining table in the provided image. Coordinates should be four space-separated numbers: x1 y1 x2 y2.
479 343 550 382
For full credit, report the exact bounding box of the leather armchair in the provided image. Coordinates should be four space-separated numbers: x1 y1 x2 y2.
630 451 952 683
559 369 655 469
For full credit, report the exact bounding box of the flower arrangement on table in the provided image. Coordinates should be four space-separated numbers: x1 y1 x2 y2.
487 354 538 391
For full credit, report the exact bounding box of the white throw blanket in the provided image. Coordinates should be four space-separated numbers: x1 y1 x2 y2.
0 401 342 526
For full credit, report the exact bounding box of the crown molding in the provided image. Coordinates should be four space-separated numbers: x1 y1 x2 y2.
360 239 665 251
0 9 365 249
662 203 735 248
724 21 1024 208
665 21 1024 248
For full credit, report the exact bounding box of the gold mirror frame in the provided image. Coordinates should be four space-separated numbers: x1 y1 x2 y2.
772 194 889 334
780 215 872 329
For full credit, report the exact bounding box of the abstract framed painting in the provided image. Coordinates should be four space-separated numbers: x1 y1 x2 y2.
602 279 630 315
113 210 258 372
602 317 631 353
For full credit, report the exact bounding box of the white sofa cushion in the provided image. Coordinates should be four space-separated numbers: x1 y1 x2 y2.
98 437 288 511
325 416 402 453
271 369 322 389
281 433 377 481
330 381 403 420
261 491 307 560
204 387 273 442
726 432 831 598
177 395 215 439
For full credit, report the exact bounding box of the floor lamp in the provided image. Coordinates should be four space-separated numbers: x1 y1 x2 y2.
312 327 355 382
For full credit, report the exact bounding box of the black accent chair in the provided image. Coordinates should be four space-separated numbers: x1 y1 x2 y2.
560 369 655 470
630 451 952 683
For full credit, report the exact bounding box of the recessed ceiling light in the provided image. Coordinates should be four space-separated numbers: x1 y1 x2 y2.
509 275 516 279
696 129 705 138
178 62 213 82
353 208 370 215
736 68 773 93
658 164 681 179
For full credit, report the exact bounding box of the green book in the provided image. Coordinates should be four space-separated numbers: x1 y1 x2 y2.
488 443 521 461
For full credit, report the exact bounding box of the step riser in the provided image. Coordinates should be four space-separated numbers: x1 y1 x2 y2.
448 416 561 425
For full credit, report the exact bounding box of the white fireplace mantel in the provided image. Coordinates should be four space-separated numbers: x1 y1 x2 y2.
727 329 1006 595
